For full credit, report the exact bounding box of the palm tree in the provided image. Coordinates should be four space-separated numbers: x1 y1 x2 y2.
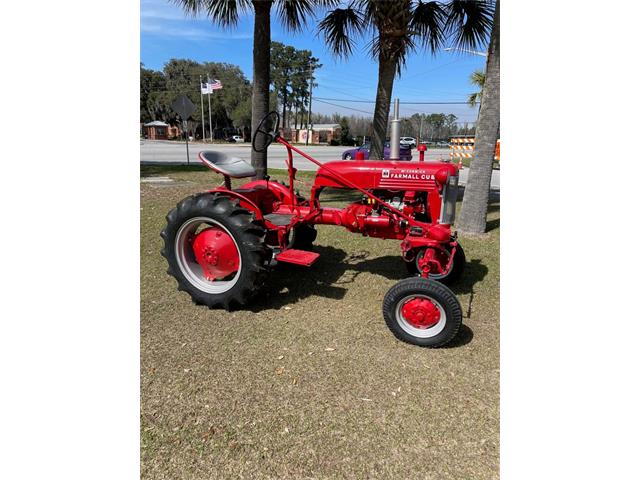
173 0 333 179
467 69 485 107
319 0 494 160
456 0 499 234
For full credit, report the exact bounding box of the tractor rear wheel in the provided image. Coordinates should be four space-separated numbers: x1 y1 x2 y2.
405 241 466 285
161 193 270 310
290 224 317 251
383 278 462 347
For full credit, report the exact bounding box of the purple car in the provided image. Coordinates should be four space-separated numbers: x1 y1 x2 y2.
342 142 412 161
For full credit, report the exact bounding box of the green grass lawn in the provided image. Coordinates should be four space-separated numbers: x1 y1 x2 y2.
140 165 499 479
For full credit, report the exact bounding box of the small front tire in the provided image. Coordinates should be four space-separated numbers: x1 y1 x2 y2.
383 278 462 347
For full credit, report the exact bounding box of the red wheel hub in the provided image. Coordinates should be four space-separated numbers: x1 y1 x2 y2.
191 226 240 281
417 247 450 276
401 298 441 328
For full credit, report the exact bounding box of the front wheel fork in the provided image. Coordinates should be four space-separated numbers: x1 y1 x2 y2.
408 245 454 278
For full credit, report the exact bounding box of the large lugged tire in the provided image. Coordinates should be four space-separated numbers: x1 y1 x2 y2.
161 193 270 310
405 241 466 285
290 224 317 251
383 278 462 347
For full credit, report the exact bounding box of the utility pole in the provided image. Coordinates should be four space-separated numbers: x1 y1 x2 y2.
305 73 313 146
207 77 213 142
199 75 205 142
418 115 423 144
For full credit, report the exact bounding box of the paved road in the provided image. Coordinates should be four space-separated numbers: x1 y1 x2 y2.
140 140 499 189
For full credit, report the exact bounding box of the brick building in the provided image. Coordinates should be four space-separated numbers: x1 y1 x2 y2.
142 121 181 140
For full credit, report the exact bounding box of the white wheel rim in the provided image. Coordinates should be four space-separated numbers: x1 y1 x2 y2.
395 294 447 338
175 217 242 294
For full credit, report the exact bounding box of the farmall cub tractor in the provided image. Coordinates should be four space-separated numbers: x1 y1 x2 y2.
162 112 466 347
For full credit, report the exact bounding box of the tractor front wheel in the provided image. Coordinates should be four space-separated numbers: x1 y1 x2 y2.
161 193 270 310
383 278 462 347
405 241 466 285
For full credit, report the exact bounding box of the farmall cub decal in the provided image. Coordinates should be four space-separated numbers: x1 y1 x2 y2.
381 169 434 181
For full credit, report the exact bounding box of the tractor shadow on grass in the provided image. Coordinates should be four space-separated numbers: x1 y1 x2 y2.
441 324 474 348
248 245 489 315
249 245 352 311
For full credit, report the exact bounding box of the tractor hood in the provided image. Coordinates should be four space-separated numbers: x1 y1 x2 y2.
315 160 458 191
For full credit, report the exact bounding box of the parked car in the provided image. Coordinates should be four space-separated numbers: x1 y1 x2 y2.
435 141 450 148
342 142 412 161
226 135 244 143
399 136 417 148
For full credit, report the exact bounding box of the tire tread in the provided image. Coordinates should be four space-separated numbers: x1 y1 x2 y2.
161 193 270 310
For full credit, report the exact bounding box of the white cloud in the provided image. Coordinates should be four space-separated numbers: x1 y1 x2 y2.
140 0 252 40
141 9 190 21
141 22 252 40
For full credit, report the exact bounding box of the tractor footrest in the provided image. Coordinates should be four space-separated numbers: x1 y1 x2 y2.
275 249 320 267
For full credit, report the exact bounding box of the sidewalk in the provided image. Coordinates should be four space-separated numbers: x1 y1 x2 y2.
458 167 500 190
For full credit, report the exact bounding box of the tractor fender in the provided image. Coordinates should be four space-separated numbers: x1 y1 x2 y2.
240 179 296 204
206 188 265 220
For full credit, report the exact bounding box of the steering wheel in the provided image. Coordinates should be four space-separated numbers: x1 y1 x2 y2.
252 111 280 153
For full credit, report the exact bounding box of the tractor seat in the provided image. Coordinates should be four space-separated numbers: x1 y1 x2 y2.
264 213 294 226
198 151 256 178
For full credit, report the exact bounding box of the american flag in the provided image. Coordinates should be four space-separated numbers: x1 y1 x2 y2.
208 79 223 90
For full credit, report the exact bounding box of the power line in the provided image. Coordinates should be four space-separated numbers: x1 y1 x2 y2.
314 97 470 105
313 99 374 115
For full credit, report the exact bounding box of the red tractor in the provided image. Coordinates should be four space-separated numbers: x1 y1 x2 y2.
162 112 466 347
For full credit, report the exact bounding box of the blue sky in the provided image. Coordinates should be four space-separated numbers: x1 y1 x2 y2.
141 0 484 123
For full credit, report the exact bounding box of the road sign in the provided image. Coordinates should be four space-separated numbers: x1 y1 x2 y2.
171 94 196 120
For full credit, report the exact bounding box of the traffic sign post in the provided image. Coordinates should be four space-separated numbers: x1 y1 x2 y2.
182 120 190 165
172 94 196 165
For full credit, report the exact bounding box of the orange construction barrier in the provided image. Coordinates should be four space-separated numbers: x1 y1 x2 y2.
449 137 500 169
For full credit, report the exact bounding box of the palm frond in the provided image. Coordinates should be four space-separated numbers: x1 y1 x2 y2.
171 0 199 15
172 0 251 27
444 0 494 51
470 69 485 87
275 0 342 32
410 1 446 55
365 0 413 72
275 0 313 31
467 91 480 107
368 33 413 74
318 6 366 57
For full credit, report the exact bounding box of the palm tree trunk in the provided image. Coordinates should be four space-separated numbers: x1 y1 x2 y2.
456 0 500 234
371 48 396 160
250 0 272 179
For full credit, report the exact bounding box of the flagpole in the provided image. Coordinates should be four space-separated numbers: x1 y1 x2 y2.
207 77 213 142
199 75 205 143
